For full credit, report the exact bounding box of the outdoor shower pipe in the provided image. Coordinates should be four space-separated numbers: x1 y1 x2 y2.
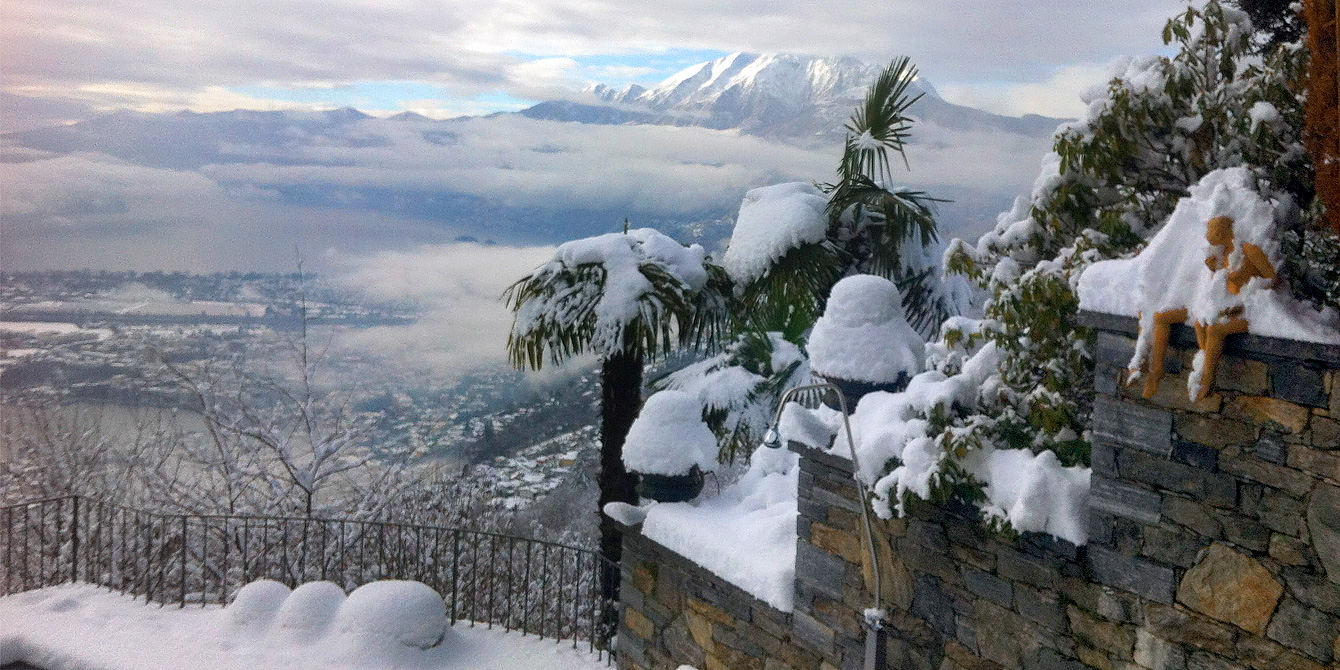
762 382 882 624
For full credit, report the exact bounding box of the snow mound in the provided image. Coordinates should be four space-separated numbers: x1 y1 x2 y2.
228 579 291 629
272 581 345 642
1078 167 1340 345
978 449 1090 543
641 445 800 611
807 275 923 383
335 581 447 649
723 182 829 285
623 390 720 476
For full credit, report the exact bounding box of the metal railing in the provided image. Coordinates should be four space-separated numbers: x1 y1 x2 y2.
0 496 617 656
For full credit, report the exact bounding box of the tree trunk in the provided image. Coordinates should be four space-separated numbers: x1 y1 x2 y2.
596 350 642 639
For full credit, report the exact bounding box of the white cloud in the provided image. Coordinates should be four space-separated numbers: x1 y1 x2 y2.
330 242 558 376
937 63 1117 119
2 0 1187 119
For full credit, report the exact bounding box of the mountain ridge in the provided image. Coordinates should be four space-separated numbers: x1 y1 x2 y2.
522 52 1063 141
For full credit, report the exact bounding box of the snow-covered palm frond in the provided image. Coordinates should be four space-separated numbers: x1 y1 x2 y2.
504 230 726 369
839 57 923 184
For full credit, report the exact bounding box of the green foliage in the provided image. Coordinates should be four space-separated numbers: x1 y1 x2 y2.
941 0 1311 470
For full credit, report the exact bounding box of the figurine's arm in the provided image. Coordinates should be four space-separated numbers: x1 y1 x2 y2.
1229 242 1277 287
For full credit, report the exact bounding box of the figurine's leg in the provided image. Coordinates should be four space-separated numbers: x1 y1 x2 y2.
1144 308 1188 399
1195 318 1249 400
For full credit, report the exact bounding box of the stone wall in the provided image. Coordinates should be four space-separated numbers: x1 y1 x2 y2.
617 312 1340 670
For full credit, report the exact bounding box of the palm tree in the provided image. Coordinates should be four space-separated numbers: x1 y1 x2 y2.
741 57 955 339
503 228 729 620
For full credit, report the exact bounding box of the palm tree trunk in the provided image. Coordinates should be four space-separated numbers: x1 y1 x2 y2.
597 349 641 638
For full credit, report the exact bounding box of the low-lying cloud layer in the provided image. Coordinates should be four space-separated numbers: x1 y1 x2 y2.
2 113 1052 271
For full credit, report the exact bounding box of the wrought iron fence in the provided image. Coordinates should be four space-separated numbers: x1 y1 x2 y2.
0 496 617 657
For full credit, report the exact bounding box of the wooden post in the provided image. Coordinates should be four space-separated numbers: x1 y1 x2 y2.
1305 0 1340 232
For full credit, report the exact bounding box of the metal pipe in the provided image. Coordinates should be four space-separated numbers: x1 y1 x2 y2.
763 381 883 622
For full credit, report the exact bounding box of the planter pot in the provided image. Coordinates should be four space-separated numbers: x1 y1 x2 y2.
819 373 910 411
637 465 705 503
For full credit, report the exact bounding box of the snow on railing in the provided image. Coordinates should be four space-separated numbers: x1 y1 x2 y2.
0 496 617 658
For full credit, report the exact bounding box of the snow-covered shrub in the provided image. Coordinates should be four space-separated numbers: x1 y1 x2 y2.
807 275 923 385
272 581 346 642
228 579 291 629
335 580 447 649
942 0 1312 469
622 390 719 476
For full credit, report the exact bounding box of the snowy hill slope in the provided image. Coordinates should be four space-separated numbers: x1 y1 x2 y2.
522 52 1062 142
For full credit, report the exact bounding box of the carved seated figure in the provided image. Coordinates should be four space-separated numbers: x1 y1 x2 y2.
1132 216 1278 400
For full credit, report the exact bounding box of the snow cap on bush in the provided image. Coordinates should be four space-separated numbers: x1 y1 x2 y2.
723 182 829 285
272 581 345 641
335 580 447 649
623 390 720 476
228 579 291 629
807 275 924 384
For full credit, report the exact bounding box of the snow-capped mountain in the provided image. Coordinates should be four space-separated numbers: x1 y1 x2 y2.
522 53 1061 142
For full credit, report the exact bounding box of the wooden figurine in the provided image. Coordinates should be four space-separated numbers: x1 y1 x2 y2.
1132 216 1277 400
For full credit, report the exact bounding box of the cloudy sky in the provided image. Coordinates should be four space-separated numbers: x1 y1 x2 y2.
0 0 1190 375
3 0 1183 127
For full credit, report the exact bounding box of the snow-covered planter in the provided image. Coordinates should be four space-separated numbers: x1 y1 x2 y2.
623 390 719 502
807 275 924 407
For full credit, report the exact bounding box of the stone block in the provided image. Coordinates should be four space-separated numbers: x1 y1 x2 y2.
1282 567 1340 616
1093 441 1119 478
1311 415 1338 449
1267 532 1312 567
1162 496 1221 538
666 623 709 667
1253 432 1288 465
1288 444 1340 480
1219 356 1269 395
1257 488 1305 537
1185 651 1246 670
1015 583 1065 630
1134 630 1187 670
1089 545 1176 604
1118 448 1235 507
1037 647 1086 670
911 575 955 638
1094 396 1173 456
791 609 835 652
1141 601 1237 656
1066 605 1134 659
811 522 863 565
625 606 655 640
998 547 1059 590
1177 543 1283 635
1219 515 1270 552
1172 439 1220 471
964 568 1014 608
632 563 657 595
1142 524 1209 568
1266 598 1337 664
685 607 715 650
907 519 950 554
975 599 1038 669
1270 362 1329 409
796 541 850 600
1229 396 1310 434
1097 331 1137 367
1175 414 1257 450
1091 476 1163 524
1089 509 1116 547
1220 452 1316 497
1306 484 1340 586
1234 633 1329 670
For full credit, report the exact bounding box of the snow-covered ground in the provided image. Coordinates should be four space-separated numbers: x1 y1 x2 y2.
0 583 608 670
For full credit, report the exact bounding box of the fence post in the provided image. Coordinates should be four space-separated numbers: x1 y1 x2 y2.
70 497 81 584
180 516 187 608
